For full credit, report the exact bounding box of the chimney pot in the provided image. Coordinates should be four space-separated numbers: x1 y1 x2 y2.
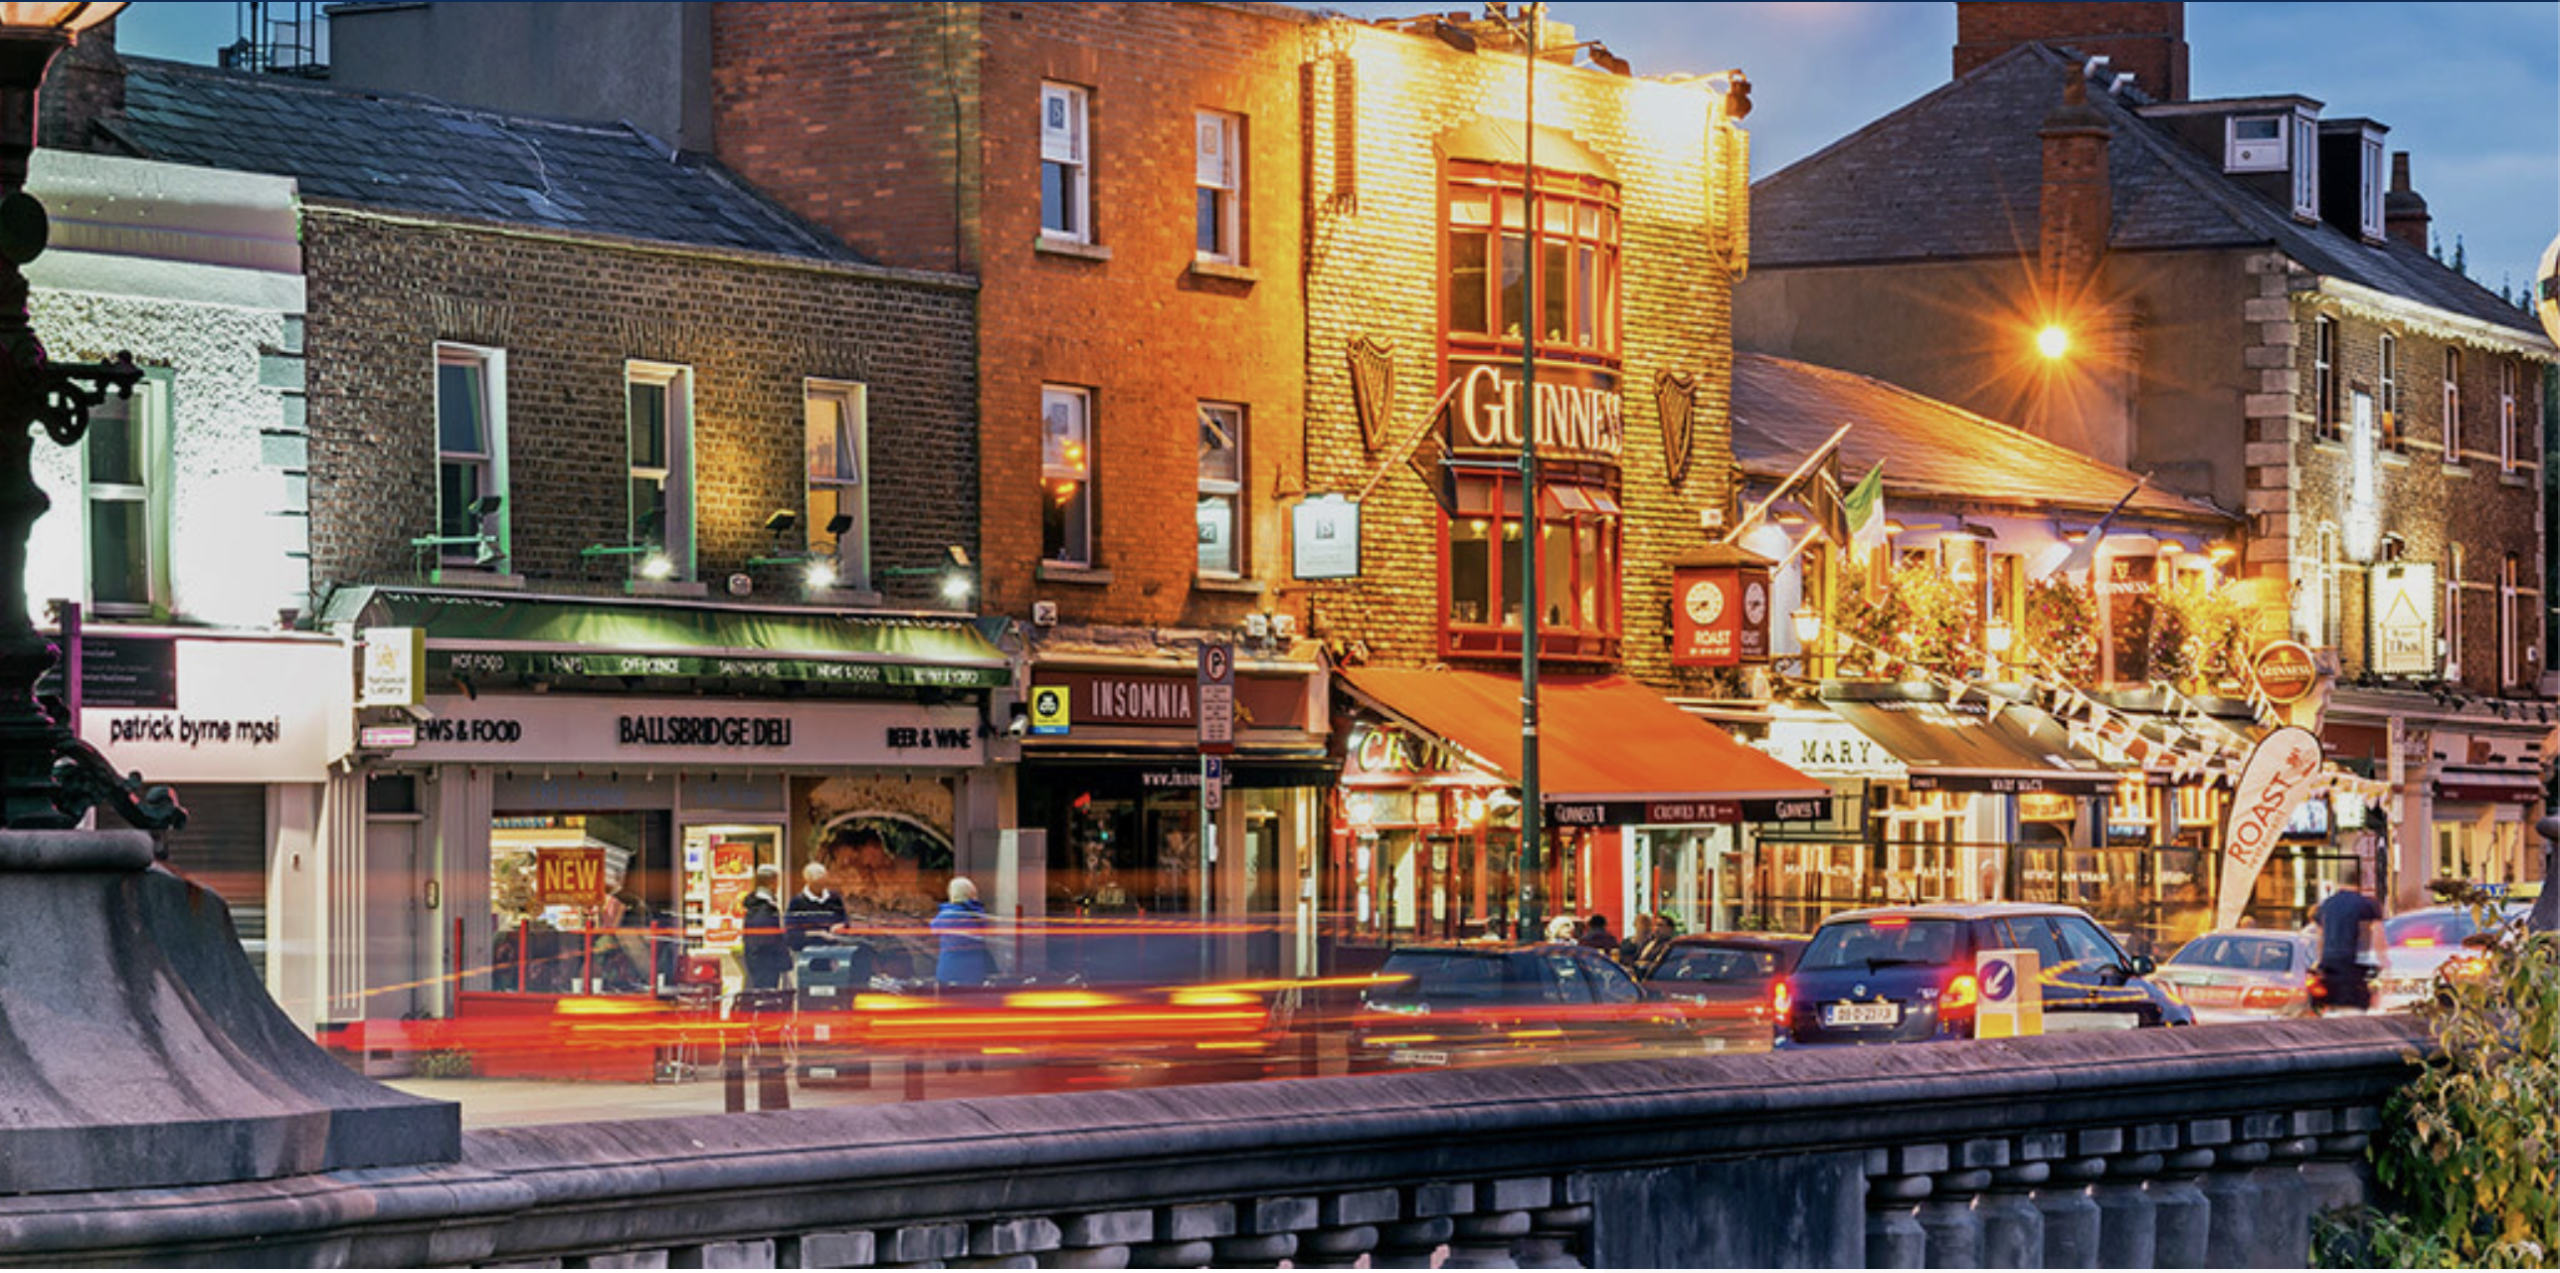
2383 149 2431 251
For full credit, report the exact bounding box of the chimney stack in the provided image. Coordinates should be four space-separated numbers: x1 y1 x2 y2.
2039 67 2113 306
2384 151 2431 253
1955 2 2190 102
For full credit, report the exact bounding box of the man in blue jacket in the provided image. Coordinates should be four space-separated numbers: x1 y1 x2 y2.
932 876 997 988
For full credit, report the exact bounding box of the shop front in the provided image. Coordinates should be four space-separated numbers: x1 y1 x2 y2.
2423 727 2548 896
1333 667 1829 954
1019 651 1329 982
57 627 353 1027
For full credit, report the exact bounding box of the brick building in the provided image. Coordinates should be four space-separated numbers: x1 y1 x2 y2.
92 57 1007 1033
1738 1 2558 909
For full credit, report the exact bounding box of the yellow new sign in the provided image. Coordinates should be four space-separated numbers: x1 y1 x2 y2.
1029 685 1071 737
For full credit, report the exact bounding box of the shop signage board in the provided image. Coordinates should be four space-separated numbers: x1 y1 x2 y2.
1198 640 1235 755
2250 641 2319 704
401 694 982 767
1028 668 1311 733
2214 725 2324 930
1028 685 1072 737
536 846 609 907
2367 563 2439 677
37 634 178 709
1443 356 1624 464
1203 755 1225 811
1755 712 1907 781
1670 563 1771 667
359 627 424 708
1906 771 2117 797
1545 794 1832 827
432 648 1008 689
78 636 352 783
1292 495 1362 580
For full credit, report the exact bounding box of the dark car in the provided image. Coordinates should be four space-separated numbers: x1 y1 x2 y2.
1781 903 2192 1046
1640 933 1808 1049
1349 942 1698 1072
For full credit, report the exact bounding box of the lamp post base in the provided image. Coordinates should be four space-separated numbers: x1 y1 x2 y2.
0 830 458 1192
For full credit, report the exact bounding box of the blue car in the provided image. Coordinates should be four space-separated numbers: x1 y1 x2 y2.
1780 902 2192 1045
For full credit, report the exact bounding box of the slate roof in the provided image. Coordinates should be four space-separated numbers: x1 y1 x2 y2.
1731 352 2234 525
1752 43 2544 342
115 58 860 263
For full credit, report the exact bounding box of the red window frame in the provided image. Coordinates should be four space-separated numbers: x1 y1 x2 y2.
1437 466 1621 661
1441 162 1621 364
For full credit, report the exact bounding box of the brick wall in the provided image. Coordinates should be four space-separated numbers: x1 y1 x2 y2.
1954 2 2189 101
1300 20 1745 691
2285 293 2549 692
302 209 980 608
712 2 1311 633
38 18 123 152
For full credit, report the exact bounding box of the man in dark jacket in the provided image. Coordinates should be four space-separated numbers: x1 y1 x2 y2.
1579 913 1617 955
740 865 791 991
932 876 997 987
786 862 850 951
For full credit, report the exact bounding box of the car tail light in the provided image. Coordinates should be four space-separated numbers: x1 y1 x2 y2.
2241 984 2297 1010
2442 951 2489 977
1772 979 1792 1021
2401 936 2437 948
1941 973 1978 1010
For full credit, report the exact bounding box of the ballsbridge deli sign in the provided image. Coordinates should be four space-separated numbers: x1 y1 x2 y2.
1446 356 1623 464
434 648 1007 690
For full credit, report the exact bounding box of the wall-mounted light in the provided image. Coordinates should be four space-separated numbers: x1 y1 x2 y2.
1986 617 2015 654
640 552 674 581
804 560 837 591
1791 605 1824 646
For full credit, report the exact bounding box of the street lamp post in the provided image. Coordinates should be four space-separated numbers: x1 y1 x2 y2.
0 1 180 832
1516 3 1546 939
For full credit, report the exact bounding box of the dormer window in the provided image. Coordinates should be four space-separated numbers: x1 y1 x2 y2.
2226 115 2285 171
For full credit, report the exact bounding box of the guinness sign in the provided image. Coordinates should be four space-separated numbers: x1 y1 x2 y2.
1445 356 1623 464
2251 641 2318 704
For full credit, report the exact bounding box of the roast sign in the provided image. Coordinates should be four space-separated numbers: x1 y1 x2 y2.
2250 640 2318 704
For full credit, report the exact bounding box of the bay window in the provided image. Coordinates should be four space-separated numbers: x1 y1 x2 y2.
1443 163 1618 358
1443 470 1620 659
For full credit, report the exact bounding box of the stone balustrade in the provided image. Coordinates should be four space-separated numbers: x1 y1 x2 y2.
0 1015 2421 1268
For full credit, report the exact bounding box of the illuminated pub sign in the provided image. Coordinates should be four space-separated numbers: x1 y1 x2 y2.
2368 562 2439 677
1671 561 1771 667
1445 355 1623 464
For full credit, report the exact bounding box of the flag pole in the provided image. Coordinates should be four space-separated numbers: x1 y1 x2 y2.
1723 421 1851 545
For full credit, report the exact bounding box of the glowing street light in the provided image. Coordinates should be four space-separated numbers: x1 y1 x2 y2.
2036 324 2071 361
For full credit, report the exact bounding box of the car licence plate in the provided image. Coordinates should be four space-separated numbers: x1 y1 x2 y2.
1389 1048 1450 1067
2180 985 2240 1007
1823 1002 1899 1027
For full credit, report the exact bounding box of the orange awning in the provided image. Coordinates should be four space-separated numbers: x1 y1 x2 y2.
1338 667 1830 825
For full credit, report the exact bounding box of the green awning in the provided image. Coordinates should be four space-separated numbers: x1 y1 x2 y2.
322 587 1009 691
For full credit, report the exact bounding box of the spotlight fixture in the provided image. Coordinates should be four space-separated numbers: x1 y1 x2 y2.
804 559 838 592
941 572 973 603
468 494 503 519
825 512 854 537
765 509 798 534
640 552 675 581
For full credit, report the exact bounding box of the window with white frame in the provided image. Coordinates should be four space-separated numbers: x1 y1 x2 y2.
2499 359 2521 470
1041 385 1093 566
2443 346 2463 459
626 363 694 578
2378 333 2399 447
435 343 506 566
2290 113 2319 219
2313 316 2338 437
84 372 171 615
1197 402 1244 576
2444 544 2464 679
1040 82 1090 243
2499 553 2520 687
806 380 869 592
2357 132 2385 241
1195 110 1240 262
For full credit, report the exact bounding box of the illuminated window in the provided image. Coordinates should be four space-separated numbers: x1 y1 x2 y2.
2499 359 2522 471
2377 333 2399 448
1040 82 1090 244
1442 163 1619 359
2499 554 2520 688
83 371 171 616
1195 110 1240 263
435 343 506 568
2313 316 2338 438
1196 402 1243 577
806 380 868 591
2443 347 2463 459
1041 385 1093 566
625 362 693 579
1442 471 1620 658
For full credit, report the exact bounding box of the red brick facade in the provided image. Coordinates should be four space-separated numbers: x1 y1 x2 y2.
712 2 1308 631
1955 1 2189 101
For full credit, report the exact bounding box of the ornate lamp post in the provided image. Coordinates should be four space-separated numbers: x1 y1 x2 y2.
0 1 180 831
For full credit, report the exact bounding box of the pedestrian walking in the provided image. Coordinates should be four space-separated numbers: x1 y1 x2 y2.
932 876 997 987
740 865 791 991
2310 871 2384 1014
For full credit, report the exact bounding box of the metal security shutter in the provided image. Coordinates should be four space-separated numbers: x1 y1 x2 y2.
160 783 269 957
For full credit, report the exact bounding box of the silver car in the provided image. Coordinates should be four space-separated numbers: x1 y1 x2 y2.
2373 904 2526 1013
2152 930 2316 1022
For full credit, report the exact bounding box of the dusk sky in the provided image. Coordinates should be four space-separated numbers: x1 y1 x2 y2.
113 2 2558 296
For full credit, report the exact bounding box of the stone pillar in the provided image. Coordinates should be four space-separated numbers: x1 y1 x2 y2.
1917 1169 1991 1268
1865 1157 1933 1269
1295 1188 1398 1270
2032 1129 2105 1271
1978 1156 2047 1269
2094 1151 2161 1270
1516 1176 1592 1270
2149 1147 2216 1270
2190 1117 2270 1270
1373 1183 1470 1270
